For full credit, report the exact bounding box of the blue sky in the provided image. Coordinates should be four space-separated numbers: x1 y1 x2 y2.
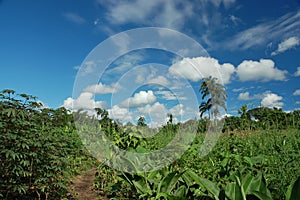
1 0 300 127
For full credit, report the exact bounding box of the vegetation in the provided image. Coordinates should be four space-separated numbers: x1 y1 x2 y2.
199 76 227 119
1 83 300 199
0 89 94 199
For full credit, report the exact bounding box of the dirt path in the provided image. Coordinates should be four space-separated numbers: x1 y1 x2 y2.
69 168 107 200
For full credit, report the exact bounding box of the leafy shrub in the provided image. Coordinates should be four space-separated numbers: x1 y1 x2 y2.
0 89 93 199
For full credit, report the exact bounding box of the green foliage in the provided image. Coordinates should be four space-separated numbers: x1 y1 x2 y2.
286 176 300 200
137 116 147 127
223 106 300 132
224 172 272 200
0 90 93 199
93 118 300 200
78 103 300 200
2 89 299 199
199 76 227 119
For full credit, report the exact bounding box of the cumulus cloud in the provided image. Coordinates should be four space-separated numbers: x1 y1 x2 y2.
169 57 235 84
271 36 300 56
138 102 168 128
261 92 283 108
134 66 171 86
293 89 300 96
121 90 157 108
169 104 184 116
108 105 132 121
238 91 284 108
63 92 106 111
294 67 300 76
84 83 121 94
238 92 251 100
237 91 267 101
237 59 287 82
63 12 86 24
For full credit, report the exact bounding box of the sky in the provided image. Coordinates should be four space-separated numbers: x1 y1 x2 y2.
1 0 300 127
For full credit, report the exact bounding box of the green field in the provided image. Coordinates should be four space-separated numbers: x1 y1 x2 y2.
1 89 300 199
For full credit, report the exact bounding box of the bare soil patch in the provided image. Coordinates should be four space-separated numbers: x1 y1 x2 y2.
69 168 108 200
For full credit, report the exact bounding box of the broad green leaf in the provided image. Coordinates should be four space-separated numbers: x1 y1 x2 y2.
174 185 187 197
225 182 243 200
132 179 152 195
247 173 272 198
241 173 256 193
251 191 273 200
184 170 220 199
159 170 186 194
286 176 300 200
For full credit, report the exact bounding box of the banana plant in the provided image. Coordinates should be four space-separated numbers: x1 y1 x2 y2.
224 172 272 200
121 167 189 199
286 176 300 200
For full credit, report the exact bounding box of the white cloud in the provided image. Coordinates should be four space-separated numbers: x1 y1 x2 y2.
63 12 86 24
237 91 267 101
271 36 300 56
103 0 160 24
153 0 192 29
108 105 132 121
205 0 236 8
169 57 235 84
99 0 193 30
293 89 300 96
84 82 121 94
107 53 143 75
238 92 251 100
169 104 184 116
138 102 168 128
261 92 283 108
296 101 300 105
77 61 97 76
237 59 287 82
148 76 169 86
226 10 300 50
63 92 106 111
155 90 187 100
111 32 130 53
294 67 300 76
121 90 157 108
232 87 245 92
229 15 242 25
134 66 170 86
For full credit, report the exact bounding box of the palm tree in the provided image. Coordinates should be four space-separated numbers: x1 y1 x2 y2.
167 113 173 124
199 76 227 119
199 98 212 119
137 116 147 127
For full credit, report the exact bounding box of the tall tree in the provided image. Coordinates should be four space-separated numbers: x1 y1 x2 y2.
199 98 212 119
238 104 250 130
167 113 173 124
137 116 147 127
199 76 227 119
